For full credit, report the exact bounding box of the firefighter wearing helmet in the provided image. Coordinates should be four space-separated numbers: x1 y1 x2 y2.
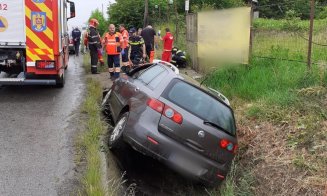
86 18 102 74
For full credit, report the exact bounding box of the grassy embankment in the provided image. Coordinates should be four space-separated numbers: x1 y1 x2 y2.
75 54 122 196
204 18 327 195
76 18 327 195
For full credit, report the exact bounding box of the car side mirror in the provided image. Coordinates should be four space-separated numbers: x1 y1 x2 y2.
67 1 75 20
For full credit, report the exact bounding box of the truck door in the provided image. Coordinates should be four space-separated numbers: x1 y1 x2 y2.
59 0 69 67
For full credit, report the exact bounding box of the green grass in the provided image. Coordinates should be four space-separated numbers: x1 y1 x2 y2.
83 53 108 74
203 57 324 106
78 58 125 196
77 78 106 196
253 31 327 63
206 161 255 196
204 26 327 195
254 18 327 32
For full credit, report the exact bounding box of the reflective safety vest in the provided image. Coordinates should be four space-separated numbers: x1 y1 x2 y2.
121 29 129 49
103 32 123 55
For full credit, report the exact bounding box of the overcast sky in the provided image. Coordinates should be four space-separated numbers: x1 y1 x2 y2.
68 0 114 28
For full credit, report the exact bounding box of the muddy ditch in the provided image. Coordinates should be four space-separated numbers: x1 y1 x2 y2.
102 131 209 196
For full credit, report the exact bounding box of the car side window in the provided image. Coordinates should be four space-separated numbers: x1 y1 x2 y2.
137 65 165 85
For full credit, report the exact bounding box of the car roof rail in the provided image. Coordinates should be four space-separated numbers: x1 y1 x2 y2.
153 59 179 75
207 87 231 106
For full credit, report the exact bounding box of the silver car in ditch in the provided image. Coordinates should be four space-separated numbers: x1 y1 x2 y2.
101 61 237 186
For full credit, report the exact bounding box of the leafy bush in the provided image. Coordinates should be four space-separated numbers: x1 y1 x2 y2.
317 6 327 19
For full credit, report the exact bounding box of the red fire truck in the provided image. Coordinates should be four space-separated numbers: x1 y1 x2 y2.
0 0 75 87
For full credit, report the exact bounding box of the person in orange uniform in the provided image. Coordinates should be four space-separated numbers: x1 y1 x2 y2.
119 24 129 70
160 28 174 62
103 24 123 79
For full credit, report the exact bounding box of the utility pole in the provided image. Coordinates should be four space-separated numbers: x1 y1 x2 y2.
307 0 315 70
174 0 179 43
248 0 255 63
167 1 170 23
102 4 104 17
144 0 149 28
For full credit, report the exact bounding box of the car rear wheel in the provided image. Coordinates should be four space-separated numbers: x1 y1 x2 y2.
109 112 129 149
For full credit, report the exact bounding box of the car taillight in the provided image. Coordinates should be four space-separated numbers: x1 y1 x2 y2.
220 139 237 153
147 98 183 124
36 60 56 69
163 106 183 124
147 98 164 113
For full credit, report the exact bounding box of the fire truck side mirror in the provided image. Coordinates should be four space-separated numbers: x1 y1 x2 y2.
67 1 75 20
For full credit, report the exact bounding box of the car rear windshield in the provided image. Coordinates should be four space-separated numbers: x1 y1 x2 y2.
164 80 236 135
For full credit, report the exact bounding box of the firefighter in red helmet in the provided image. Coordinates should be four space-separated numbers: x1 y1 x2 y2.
86 18 102 74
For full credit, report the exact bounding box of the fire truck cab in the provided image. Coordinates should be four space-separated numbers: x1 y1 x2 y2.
0 0 75 87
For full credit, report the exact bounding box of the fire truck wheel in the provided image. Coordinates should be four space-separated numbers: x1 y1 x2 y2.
55 71 65 88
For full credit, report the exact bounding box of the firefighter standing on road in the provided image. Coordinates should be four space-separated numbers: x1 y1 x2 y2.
103 24 123 79
119 24 129 69
160 28 174 62
72 27 81 56
87 19 102 74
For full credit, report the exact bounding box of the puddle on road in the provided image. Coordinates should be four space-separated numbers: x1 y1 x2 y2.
103 134 208 196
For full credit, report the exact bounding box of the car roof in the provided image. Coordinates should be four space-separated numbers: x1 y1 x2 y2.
153 60 179 75
127 62 231 106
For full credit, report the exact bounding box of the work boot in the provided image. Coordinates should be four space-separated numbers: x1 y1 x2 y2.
114 72 120 78
91 65 98 74
109 72 114 80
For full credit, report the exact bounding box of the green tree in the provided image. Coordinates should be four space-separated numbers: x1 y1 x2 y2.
108 0 145 29
188 0 245 12
258 0 325 19
107 0 246 29
89 9 108 35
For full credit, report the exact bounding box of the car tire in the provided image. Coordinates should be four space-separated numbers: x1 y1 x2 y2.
108 112 129 150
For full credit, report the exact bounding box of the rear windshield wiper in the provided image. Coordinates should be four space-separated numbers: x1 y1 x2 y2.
203 120 233 136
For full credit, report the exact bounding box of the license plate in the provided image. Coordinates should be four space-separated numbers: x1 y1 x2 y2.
169 154 207 176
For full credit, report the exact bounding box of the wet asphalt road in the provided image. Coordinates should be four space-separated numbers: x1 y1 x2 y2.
0 56 85 196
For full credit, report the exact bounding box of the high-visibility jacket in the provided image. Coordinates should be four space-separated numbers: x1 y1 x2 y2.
121 29 129 49
103 32 123 55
